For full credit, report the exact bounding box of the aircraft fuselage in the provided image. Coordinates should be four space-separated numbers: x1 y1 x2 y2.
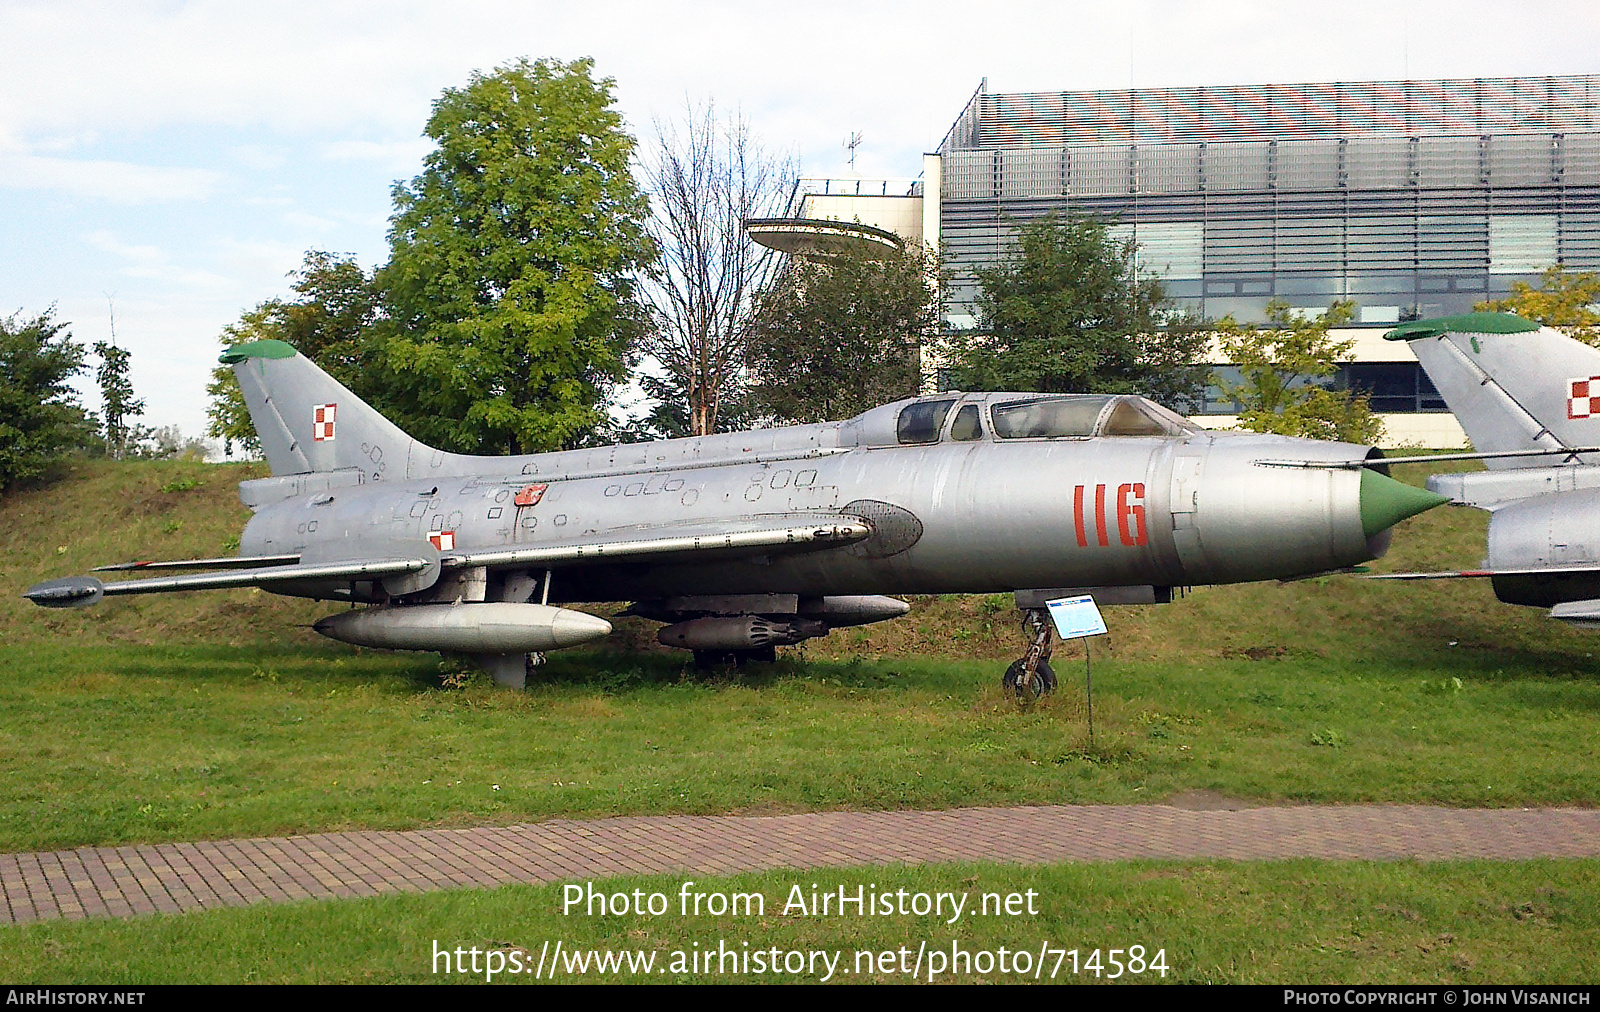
240 420 1386 605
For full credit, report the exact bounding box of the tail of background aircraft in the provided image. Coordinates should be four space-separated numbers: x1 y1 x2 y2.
1387 311 1600 468
222 339 431 480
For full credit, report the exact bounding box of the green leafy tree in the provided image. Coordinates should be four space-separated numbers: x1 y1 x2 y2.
378 57 653 454
206 252 383 456
941 212 1209 409
131 424 209 461
747 243 940 423
1477 265 1600 345
1214 299 1384 444
628 371 756 441
92 341 144 459
0 309 94 493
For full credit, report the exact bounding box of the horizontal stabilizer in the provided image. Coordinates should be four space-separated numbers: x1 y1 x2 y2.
1550 600 1600 627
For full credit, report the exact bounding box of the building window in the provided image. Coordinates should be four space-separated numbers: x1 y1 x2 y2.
1489 215 1557 274
1336 362 1446 413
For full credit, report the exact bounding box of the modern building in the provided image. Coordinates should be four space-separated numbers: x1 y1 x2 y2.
767 74 1600 447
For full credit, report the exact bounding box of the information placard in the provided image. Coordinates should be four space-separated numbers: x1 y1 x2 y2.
1045 594 1107 640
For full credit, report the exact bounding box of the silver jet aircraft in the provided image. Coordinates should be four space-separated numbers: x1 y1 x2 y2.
1371 311 1600 626
26 339 1446 689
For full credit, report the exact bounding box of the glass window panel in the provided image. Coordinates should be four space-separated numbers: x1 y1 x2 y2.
1274 216 1345 273
1205 219 1274 271
897 399 957 445
1413 293 1486 317
1125 221 1203 278
1202 297 1272 323
1340 362 1419 412
1203 367 1245 415
991 397 1112 439
1490 214 1558 274
1100 400 1170 436
1136 398 1201 434
949 404 983 441
1275 275 1343 296
1349 273 1415 294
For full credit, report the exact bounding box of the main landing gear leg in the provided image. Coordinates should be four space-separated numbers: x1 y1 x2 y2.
1003 608 1057 697
692 646 778 670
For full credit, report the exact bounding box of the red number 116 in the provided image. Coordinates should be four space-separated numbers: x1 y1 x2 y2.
1073 483 1147 548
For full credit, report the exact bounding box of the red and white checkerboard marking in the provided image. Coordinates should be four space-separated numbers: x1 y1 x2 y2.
312 403 337 441
427 531 455 551
1569 378 1600 420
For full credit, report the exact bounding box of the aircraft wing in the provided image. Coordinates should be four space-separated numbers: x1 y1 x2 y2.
25 558 432 608
440 518 871 570
91 554 302 572
1366 564 1600 580
25 517 873 608
1255 446 1600 469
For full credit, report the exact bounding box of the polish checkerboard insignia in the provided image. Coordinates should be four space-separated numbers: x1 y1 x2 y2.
1568 378 1600 420
312 403 337 441
427 531 455 551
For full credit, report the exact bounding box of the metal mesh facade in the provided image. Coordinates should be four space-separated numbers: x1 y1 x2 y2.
956 77 1600 147
938 75 1600 331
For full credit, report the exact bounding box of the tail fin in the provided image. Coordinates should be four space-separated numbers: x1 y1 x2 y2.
222 339 423 479
1387 311 1600 469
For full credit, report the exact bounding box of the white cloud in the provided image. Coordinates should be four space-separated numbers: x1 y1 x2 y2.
280 210 340 234
211 237 309 284
0 152 221 202
229 144 287 171
7 0 1600 439
318 138 434 172
85 230 235 288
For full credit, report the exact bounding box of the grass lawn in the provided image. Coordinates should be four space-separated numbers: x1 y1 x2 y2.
1 860 1594 983
0 459 1596 851
0 639 1596 852
2 460 1598 985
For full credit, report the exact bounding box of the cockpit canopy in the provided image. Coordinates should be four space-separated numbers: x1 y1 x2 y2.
873 393 1197 447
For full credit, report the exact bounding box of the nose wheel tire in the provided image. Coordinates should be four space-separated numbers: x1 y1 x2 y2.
1003 658 1056 696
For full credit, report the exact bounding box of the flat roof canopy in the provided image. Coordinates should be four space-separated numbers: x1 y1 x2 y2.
745 217 903 259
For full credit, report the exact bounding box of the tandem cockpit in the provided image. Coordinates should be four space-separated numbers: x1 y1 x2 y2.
843 393 1200 448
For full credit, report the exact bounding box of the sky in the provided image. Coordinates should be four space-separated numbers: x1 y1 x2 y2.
3 0 1598 445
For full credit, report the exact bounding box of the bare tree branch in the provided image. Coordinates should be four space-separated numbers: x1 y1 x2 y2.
640 102 793 435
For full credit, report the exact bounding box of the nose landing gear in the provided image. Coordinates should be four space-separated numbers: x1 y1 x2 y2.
1004 608 1057 697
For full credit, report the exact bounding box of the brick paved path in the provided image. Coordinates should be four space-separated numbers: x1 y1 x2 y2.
2 804 1598 924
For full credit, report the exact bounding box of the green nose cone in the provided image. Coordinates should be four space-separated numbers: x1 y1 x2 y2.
1359 468 1451 537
